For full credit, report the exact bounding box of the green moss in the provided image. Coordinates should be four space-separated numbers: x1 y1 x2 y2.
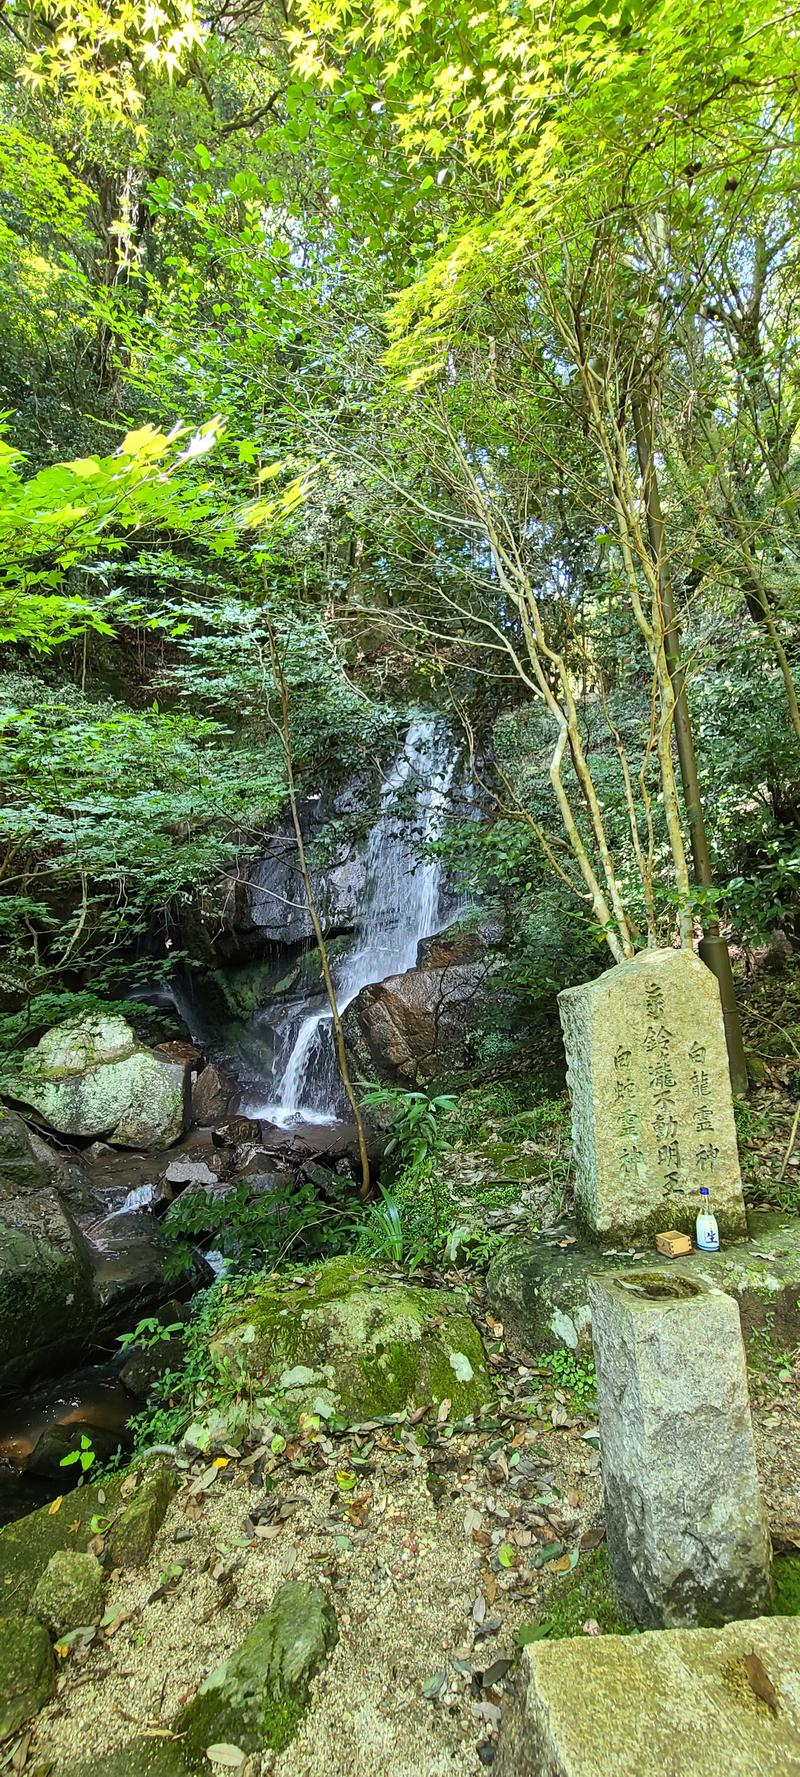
0 1615 54 1740
0 1477 123 1608
773 1555 800 1616
107 1469 178 1569
526 1546 635 1642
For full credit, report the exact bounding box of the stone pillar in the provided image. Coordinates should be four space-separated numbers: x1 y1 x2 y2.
558 947 746 1243
589 1270 772 1628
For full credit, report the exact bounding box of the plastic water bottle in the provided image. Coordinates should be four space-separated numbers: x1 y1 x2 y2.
696 1185 720 1252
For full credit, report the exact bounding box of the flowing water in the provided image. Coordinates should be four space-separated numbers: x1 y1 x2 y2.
242 717 460 1126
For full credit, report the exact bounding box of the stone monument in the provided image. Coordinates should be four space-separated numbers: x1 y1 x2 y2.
558 947 747 1243
589 1269 772 1628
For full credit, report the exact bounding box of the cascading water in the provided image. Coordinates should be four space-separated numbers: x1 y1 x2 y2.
242 717 460 1126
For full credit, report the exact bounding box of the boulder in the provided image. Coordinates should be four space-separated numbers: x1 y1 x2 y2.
0 1117 97 1389
106 1468 179 1569
0 1616 54 1740
89 1209 176 1330
211 1256 494 1424
191 1062 240 1126
344 961 491 1084
4 1015 189 1148
174 1580 338 1767
0 1477 123 1608
31 1549 104 1637
495 1616 800 1777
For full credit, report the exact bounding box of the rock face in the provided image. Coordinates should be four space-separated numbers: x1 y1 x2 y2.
0 1111 97 1390
344 961 490 1084
558 948 747 1242
5 1015 189 1148
0 1616 54 1740
485 1209 800 1357
106 1469 179 1569
31 1549 104 1637
191 1062 240 1126
590 1271 772 1628
495 1616 800 1777
211 1257 494 1425
175 1580 338 1767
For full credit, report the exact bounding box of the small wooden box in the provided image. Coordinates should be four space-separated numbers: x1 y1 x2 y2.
655 1229 693 1258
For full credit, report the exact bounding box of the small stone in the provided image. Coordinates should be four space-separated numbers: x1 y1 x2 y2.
590 1270 772 1627
0 1615 54 1739
107 1468 178 1569
558 948 746 1243
163 1158 219 1188
174 1580 338 1769
31 1549 104 1637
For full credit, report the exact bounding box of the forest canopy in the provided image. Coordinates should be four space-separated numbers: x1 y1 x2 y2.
2 0 800 1066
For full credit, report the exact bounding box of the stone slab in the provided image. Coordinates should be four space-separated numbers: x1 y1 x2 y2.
486 1209 800 1357
494 1615 800 1777
558 948 746 1241
590 1270 771 1626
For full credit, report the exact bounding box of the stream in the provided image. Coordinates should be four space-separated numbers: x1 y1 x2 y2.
0 716 462 1522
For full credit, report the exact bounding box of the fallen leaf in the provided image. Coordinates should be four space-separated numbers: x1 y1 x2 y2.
580 1525 606 1551
744 1652 780 1715
48 1496 63 1516
480 1658 512 1688
472 1591 487 1625
212 1457 230 1470
497 1543 517 1570
551 1404 568 1428
582 1619 601 1636
206 1747 246 1767
437 1398 452 1425
422 1669 447 1699
547 1553 572 1574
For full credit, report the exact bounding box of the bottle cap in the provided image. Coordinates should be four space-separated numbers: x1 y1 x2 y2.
699 1186 709 1196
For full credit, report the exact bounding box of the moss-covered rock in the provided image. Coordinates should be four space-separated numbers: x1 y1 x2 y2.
211 1256 494 1424
0 1478 122 1610
55 1738 187 1777
0 1615 54 1739
30 1549 104 1637
174 1580 337 1769
107 1469 178 1569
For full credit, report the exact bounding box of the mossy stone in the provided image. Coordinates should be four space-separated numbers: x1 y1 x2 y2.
773 1554 800 1616
31 1549 104 1638
55 1738 187 1777
212 1257 494 1424
0 1479 122 1610
107 1469 178 1569
528 1545 635 1642
174 1580 337 1770
0 1614 54 1738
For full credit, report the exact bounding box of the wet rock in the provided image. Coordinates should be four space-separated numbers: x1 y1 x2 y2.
344 961 492 1084
191 1062 240 1126
154 1040 203 1071
212 1116 264 1148
4 1015 190 1148
31 1549 104 1637
212 1256 495 1423
0 1615 54 1739
0 1120 97 1390
27 1421 126 1480
174 1579 338 1767
107 1468 179 1569
90 1209 176 1330
416 914 503 970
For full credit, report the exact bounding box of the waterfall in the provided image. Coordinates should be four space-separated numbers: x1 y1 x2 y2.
243 717 460 1126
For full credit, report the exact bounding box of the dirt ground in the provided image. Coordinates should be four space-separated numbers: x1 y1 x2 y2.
30 1293 800 1777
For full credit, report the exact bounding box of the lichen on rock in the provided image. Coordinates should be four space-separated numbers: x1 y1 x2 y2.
210 1256 494 1424
31 1549 104 1638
